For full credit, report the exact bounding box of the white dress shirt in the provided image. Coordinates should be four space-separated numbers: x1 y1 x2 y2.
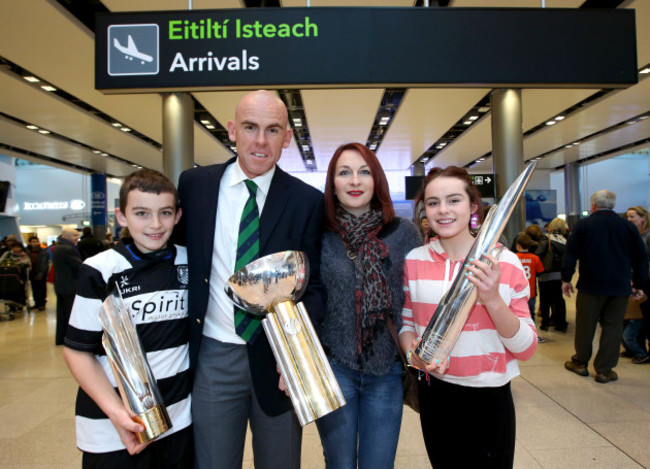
202 160 275 344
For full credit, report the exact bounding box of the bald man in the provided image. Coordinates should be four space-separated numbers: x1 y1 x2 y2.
53 228 81 345
176 91 326 469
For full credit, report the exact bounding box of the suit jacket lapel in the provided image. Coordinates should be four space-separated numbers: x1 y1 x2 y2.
259 166 291 254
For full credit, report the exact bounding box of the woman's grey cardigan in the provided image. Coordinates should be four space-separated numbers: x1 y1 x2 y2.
319 217 422 376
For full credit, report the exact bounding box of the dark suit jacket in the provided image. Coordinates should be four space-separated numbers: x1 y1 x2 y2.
52 239 82 295
176 158 326 416
562 209 648 296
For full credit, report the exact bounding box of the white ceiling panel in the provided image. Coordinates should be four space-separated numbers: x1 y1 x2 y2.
0 70 161 169
521 89 595 131
452 0 583 7
104 0 244 12
541 116 650 169
302 88 384 169
0 117 135 176
380 88 490 170
428 114 492 169
282 0 415 6
524 75 650 163
193 123 235 167
629 0 650 67
0 0 165 147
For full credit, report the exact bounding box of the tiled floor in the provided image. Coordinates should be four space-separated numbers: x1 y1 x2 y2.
1 284 650 468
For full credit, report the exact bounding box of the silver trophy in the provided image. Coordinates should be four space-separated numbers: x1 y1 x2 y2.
416 161 538 364
99 288 172 443
225 250 346 426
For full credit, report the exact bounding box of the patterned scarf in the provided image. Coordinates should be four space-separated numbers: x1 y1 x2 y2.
336 207 392 359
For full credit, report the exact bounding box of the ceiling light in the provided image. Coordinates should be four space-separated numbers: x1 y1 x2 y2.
23 76 40 83
555 115 565 121
200 120 211 125
468 116 479 121
230 146 236 151
478 106 490 113
463 120 472 125
41 85 57 92
101 153 108 157
292 117 302 127
378 110 391 126
565 144 573 148
627 120 638 125
112 122 122 127
38 129 50 134
639 115 649 120
640 67 650 74
121 127 132 132
93 150 101 154
132 164 139 168
301 145 310 151
26 125 38 130
205 124 215 130
369 143 377 150
545 121 556 126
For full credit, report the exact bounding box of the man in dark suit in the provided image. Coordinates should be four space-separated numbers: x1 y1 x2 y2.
562 190 647 383
177 90 326 469
52 228 81 345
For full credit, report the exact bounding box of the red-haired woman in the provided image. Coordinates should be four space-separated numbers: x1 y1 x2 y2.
400 166 537 468
316 142 421 468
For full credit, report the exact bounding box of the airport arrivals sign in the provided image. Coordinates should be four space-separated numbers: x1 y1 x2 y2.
95 7 637 93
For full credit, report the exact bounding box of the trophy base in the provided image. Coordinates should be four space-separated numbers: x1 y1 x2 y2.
133 404 172 443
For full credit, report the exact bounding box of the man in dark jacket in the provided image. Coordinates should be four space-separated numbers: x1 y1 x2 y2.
52 229 81 345
177 90 326 469
27 236 49 310
77 227 104 260
562 190 648 383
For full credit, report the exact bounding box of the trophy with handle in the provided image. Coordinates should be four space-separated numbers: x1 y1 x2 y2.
415 161 538 365
99 287 172 443
225 250 346 426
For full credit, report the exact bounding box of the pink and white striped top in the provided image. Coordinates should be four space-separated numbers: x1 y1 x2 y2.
401 238 537 388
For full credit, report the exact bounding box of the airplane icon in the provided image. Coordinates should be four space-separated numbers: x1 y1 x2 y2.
113 35 153 64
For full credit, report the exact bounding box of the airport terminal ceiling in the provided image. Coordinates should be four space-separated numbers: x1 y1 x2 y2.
0 0 649 180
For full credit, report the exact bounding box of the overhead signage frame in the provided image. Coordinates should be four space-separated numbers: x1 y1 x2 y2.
95 7 637 93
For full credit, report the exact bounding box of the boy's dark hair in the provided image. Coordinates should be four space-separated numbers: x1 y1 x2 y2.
119 169 179 212
516 232 532 250
28 236 39 242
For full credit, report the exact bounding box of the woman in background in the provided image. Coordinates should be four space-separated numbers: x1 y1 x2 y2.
626 206 650 358
535 217 569 332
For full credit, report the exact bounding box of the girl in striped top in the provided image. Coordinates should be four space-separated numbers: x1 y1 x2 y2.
399 166 537 469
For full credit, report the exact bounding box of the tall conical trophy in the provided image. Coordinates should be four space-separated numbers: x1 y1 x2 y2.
415 161 538 364
99 288 172 443
225 250 346 426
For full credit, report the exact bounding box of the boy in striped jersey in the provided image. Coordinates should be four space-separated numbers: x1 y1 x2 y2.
63 169 193 469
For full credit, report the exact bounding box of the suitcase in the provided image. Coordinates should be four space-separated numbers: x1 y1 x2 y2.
0 262 28 320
